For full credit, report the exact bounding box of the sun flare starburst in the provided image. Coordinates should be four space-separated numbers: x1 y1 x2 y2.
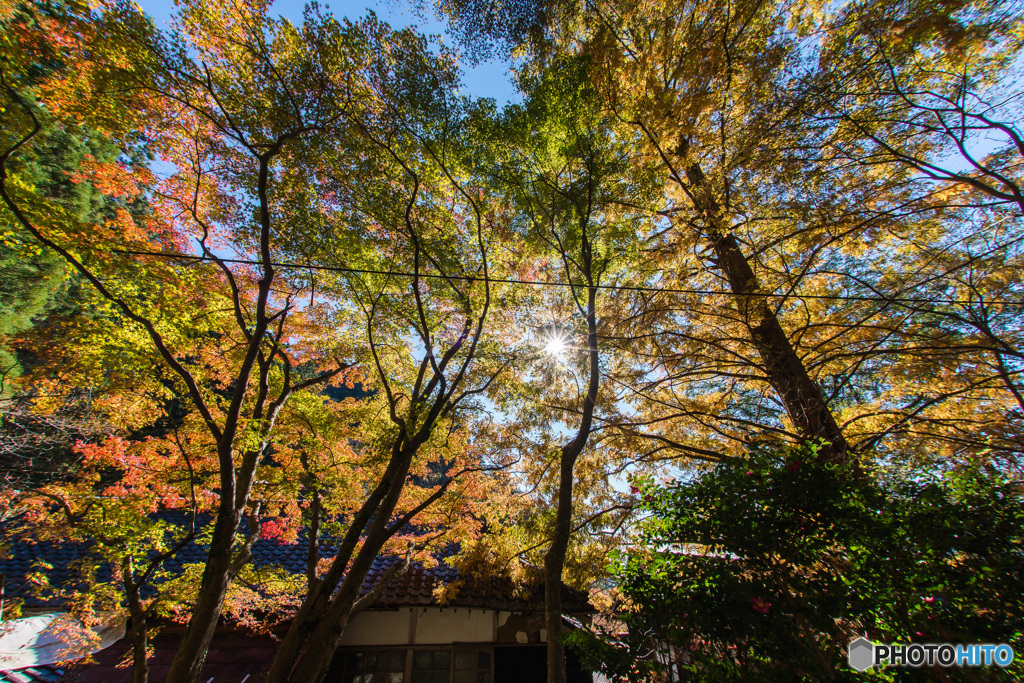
545 335 567 356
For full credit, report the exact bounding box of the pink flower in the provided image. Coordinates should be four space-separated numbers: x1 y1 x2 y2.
630 484 640 495
750 597 771 614
787 461 802 472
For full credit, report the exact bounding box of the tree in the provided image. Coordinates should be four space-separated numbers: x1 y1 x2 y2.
4 3 520 681
0 0 160 492
1 2 357 680
8 430 211 683
438 0 857 463
574 441 1024 681
810 0 1024 214
436 0 1024 478
5 1 1024 682
452 57 664 683
258 16 520 682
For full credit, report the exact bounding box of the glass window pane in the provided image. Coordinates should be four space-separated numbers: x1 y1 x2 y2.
343 653 366 683
386 651 406 672
454 650 491 670
453 672 474 683
368 672 405 683
411 673 431 683
414 649 450 672
477 672 491 683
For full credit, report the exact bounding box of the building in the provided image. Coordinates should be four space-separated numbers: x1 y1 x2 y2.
1 533 594 682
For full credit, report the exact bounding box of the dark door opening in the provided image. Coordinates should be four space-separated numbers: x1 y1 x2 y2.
493 646 590 683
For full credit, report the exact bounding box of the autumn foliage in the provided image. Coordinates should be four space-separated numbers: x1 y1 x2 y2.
0 0 1022 681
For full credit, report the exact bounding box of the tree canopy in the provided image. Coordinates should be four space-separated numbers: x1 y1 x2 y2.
0 0 1022 681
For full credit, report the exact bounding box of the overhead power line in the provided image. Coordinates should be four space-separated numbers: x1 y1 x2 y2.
112 248 1023 307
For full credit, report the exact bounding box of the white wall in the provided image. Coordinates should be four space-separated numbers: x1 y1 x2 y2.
338 608 507 647
414 608 495 645
337 610 413 647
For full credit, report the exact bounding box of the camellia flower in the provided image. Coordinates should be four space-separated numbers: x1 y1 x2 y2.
750 597 771 614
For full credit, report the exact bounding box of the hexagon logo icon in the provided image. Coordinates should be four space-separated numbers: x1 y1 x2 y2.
848 637 876 672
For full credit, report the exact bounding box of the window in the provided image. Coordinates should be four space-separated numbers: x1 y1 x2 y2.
337 649 406 683
332 647 493 683
412 649 450 683
452 649 491 683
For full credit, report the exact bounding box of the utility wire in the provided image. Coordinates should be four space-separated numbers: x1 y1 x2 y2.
113 248 1024 307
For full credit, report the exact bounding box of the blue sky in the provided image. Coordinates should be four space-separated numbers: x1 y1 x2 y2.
135 0 520 106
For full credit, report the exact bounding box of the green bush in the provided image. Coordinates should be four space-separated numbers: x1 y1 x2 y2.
570 442 1024 681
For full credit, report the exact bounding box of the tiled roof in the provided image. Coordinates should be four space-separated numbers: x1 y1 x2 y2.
0 665 64 683
0 526 325 610
0 516 592 613
360 555 592 613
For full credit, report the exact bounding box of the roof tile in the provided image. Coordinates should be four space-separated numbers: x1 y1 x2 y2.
1 516 591 613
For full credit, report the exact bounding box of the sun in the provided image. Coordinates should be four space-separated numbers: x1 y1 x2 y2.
544 332 568 357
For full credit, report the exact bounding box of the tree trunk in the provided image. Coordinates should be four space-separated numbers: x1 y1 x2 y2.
266 447 416 683
164 505 241 683
264 482 392 683
544 275 600 683
683 162 849 462
122 557 149 683
543 445 579 683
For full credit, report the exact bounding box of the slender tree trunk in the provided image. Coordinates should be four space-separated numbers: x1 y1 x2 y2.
130 624 149 683
544 275 600 683
543 444 580 683
683 162 849 461
302 450 323 594
122 557 149 683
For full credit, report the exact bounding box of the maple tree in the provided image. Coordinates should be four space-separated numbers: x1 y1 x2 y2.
4 3 521 682
9 430 211 683
259 23 524 680
0 0 157 490
1 1 365 680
